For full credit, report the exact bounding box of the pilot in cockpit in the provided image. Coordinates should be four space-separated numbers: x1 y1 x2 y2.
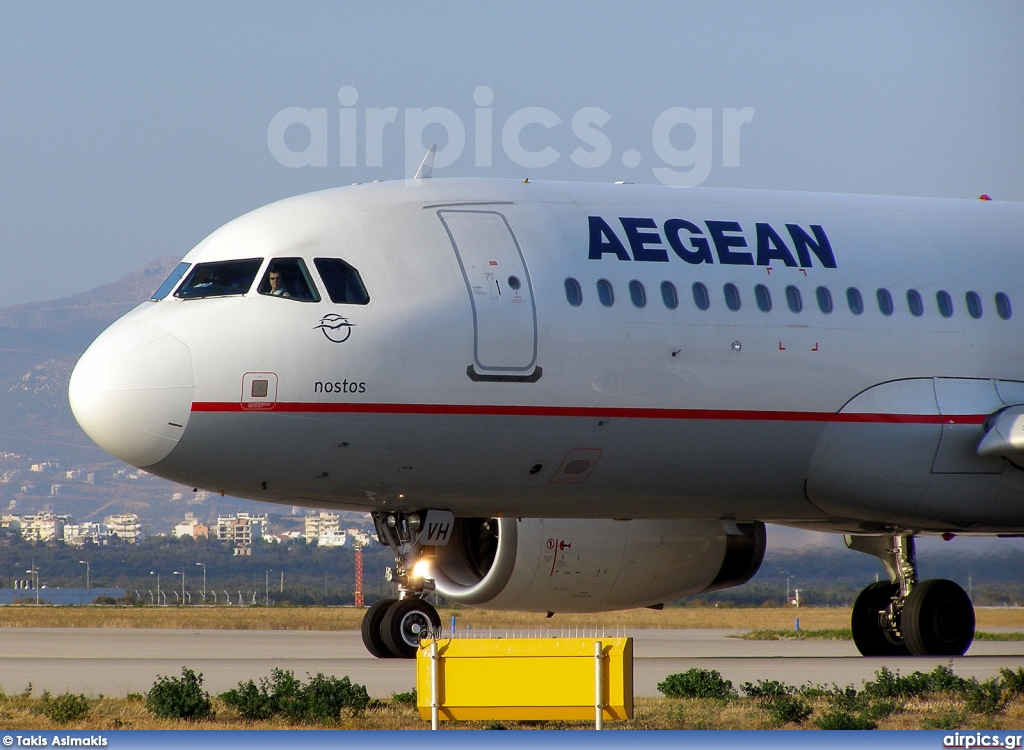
267 266 291 297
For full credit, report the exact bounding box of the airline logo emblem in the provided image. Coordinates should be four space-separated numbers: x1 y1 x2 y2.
315 314 354 343
588 216 837 268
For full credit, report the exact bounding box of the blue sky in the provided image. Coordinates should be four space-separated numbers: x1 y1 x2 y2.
1 1 1021 306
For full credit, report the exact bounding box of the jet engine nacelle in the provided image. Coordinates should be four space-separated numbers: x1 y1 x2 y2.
426 517 765 612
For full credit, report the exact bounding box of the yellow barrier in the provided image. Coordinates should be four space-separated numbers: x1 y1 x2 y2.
416 637 633 724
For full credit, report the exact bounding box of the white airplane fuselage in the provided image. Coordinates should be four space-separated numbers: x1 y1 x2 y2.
70 178 1024 535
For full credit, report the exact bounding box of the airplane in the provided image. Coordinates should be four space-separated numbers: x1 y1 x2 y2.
67 162 1024 659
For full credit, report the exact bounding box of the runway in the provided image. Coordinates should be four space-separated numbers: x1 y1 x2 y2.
1 628 1022 698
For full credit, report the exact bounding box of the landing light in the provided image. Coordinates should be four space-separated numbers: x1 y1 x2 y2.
412 559 432 580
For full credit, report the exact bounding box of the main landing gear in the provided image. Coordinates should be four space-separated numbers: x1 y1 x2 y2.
847 534 975 657
360 511 442 659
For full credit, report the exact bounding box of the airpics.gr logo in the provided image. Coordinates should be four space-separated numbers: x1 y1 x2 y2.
315 314 354 343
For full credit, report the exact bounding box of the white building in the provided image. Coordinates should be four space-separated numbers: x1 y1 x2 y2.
172 512 209 539
317 528 348 547
105 513 141 543
304 511 340 542
216 512 265 547
20 512 70 542
347 528 372 547
64 522 108 546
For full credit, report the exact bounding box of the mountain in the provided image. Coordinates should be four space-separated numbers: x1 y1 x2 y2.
0 256 182 463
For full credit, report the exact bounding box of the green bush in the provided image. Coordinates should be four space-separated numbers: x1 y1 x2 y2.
862 665 971 700
41 692 90 724
220 669 369 725
965 678 1005 715
927 665 974 695
866 698 903 720
390 689 417 705
922 709 968 729
814 709 877 730
300 672 370 723
219 679 275 720
1000 667 1024 698
763 694 812 726
741 679 795 699
825 685 868 713
658 669 737 701
146 667 214 721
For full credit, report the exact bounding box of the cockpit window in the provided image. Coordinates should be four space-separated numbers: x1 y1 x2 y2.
314 258 370 305
174 259 262 299
151 262 191 300
257 258 320 302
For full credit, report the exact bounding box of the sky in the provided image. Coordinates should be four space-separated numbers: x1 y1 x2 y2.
0 1 1022 307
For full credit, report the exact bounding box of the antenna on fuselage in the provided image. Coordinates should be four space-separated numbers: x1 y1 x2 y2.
414 144 436 180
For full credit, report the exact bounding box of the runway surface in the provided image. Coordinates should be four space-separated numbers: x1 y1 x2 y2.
1 628 1022 698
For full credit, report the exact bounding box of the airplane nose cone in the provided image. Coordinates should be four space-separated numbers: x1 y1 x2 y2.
69 320 193 468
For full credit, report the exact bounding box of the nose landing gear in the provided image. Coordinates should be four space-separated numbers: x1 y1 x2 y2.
360 511 442 659
847 534 975 657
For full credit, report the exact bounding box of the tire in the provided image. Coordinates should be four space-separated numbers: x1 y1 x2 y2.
852 581 909 656
381 598 441 659
902 578 975 656
361 598 398 659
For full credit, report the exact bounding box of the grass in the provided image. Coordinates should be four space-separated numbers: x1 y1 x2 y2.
739 628 854 640
1 604 1022 632
3 691 1024 730
976 632 1024 641
739 628 1024 641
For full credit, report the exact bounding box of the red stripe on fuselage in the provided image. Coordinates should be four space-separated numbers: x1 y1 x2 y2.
189 401 986 424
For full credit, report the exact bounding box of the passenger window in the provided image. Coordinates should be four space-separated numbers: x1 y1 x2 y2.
258 258 320 302
876 288 894 316
174 258 263 299
313 258 369 304
846 287 864 315
965 291 982 319
724 283 741 311
907 290 923 317
936 290 953 318
151 262 191 300
785 285 803 313
597 279 614 307
629 280 647 309
692 282 710 311
564 278 583 307
816 286 833 314
996 292 1012 320
660 281 678 310
754 284 772 312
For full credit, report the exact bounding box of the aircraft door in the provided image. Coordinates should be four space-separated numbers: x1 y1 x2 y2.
438 210 541 381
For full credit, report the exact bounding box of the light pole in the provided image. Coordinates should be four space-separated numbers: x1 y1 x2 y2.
196 563 207 603
26 563 39 605
150 571 160 606
78 560 90 590
173 571 185 605
265 569 272 606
